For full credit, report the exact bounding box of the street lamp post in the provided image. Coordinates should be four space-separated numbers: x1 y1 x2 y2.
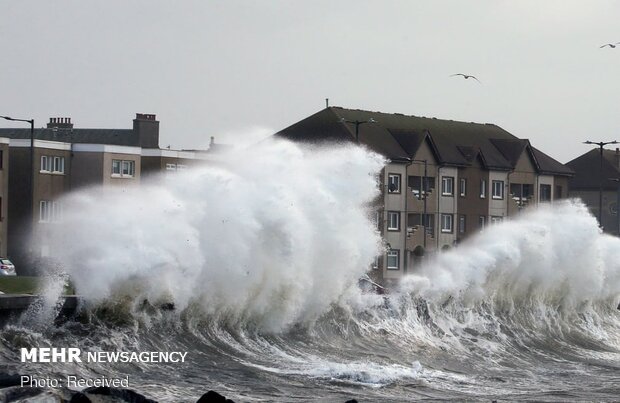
338 117 376 143
583 140 618 226
609 178 620 236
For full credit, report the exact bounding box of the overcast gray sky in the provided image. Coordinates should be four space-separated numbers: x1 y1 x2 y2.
1 0 619 162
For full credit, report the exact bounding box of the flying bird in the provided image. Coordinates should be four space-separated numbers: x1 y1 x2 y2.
600 43 620 48
450 73 481 83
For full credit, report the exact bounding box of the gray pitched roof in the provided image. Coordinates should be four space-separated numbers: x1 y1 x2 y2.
566 148 620 190
276 107 572 176
531 147 573 176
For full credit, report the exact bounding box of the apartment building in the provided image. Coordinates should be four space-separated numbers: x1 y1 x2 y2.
0 114 210 273
566 148 620 235
0 138 9 257
276 107 573 285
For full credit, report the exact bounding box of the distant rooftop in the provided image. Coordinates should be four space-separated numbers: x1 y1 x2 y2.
0 113 160 149
276 106 572 176
566 148 620 191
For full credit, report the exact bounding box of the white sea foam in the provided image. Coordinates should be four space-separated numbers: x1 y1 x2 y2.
46 139 385 331
398 200 620 309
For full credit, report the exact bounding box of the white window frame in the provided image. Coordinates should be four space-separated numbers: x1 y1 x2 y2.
39 200 62 223
479 215 486 228
387 211 400 231
112 159 136 178
40 155 65 174
460 178 466 197
112 160 121 175
441 177 454 196
492 180 504 200
40 156 51 172
122 160 134 177
387 173 401 193
176 164 188 170
386 249 400 270
539 184 552 202
39 200 51 222
441 214 453 233
480 179 487 198
165 163 177 171
52 156 65 173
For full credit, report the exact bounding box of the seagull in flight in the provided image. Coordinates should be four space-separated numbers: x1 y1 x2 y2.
600 43 620 48
450 73 481 83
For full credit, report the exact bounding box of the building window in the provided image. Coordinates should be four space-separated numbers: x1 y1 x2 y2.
387 174 401 193
53 156 65 173
386 249 400 270
409 175 435 198
41 156 51 172
459 215 466 233
480 179 486 198
540 184 551 202
441 214 453 233
122 161 134 176
165 163 188 171
112 160 121 175
39 200 62 223
492 180 504 199
372 255 380 270
112 160 135 178
491 216 503 225
479 215 486 229
460 178 466 197
441 176 454 196
387 211 400 231
40 156 65 174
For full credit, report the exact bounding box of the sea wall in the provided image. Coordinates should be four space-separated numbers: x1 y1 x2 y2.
0 295 79 327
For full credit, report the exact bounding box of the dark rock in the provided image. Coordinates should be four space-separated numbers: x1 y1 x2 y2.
83 386 157 403
1 387 47 401
196 390 235 403
70 391 92 403
159 302 175 311
0 373 22 388
345 400 359 403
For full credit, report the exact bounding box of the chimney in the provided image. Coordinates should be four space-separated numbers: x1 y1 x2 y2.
47 117 73 129
210 136 215 146
133 113 159 149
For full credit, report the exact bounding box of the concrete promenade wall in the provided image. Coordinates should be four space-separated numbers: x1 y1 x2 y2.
0 295 79 327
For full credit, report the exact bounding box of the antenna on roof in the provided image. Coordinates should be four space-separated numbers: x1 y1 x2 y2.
325 98 329 108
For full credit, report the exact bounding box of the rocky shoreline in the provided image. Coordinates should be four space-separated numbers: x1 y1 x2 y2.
0 378 360 403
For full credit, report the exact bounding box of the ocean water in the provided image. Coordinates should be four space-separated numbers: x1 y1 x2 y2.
1 140 619 402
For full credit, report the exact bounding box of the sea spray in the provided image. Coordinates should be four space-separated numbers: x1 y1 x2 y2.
368 199 620 373
45 139 386 331
4 170 620 400
398 200 620 308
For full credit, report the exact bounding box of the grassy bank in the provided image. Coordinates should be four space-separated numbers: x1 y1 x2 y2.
0 276 75 295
